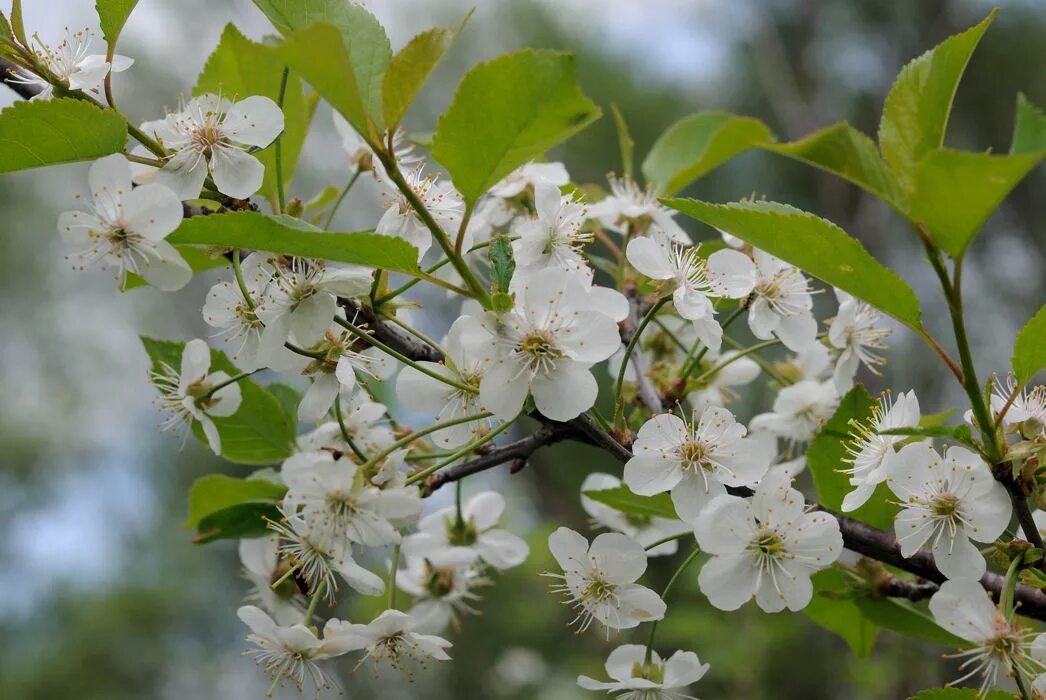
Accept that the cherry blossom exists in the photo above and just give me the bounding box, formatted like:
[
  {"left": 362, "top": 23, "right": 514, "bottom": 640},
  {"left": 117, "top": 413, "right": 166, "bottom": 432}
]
[
  {"left": 577, "top": 644, "right": 710, "bottom": 699},
  {"left": 829, "top": 289, "right": 891, "bottom": 392},
  {"left": 238, "top": 605, "right": 350, "bottom": 692},
  {"left": 581, "top": 473, "right": 689, "bottom": 557},
  {"left": 746, "top": 249, "right": 818, "bottom": 351},
  {"left": 512, "top": 180, "right": 593, "bottom": 282},
  {"left": 840, "top": 390, "right": 920, "bottom": 512},
  {"left": 589, "top": 174, "right": 690, "bottom": 244},
  {"left": 325, "top": 609, "right": 452, "bottom": 673},
  {"left": 10, "top": 28, "right": 132, "bottom": 101}
]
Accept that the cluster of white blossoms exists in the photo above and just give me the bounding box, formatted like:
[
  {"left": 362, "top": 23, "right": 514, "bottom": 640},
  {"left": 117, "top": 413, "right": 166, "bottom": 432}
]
[{"left": 25, "top": 16, "right": 1046, "bottom": 698}]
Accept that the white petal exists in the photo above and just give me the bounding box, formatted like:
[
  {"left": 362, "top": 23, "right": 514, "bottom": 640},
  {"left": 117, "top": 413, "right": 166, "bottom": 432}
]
[
  {"left": 623, "top": 455, "right": 683, "bottom": 497},
  {"left": 122, "top": 183, "right": 183, "bottom": 241},
  {"left": 548, "top": 527, "right": 589, "bottom": 571},
  {"left": 932, "top": 532, "right": 986, "bottom": 580},
  {"left": 626, "top": 236, "right": 672, "bottom": 279},
  {"left": 479, "top": 359, "right": 530, "bottom": 420},
  {"left": 210, "top": 147, "right": 264, "bottom": 199},
  {"left": 590, "top": 532, "right": 647, "bottom": 583},
  {"left": 531, "top": 361, "right": 598, "bottom": 421},
  {"left": 705, "top": 248, "right": 756, "bottom": 298},
  {"left": 465, "top": 492, "right": 505, "bottom": 530},
  {"left": 223, "top": 96, "right": 284, "bottom": 147},
  {"left": 698, "top": 552, "right": 757, "bottom": 611},
  {"left": 298, "top": 374, "right": 340, "bottom": 422},
  {"left": 928, "top": 579, "right": 997, "bottom": 643},
  {"left": 694, "top": 495, "right": 755, "bottom": 554},
  {"left": 139, "top": 241, "right": 192, "bottom": 291}
]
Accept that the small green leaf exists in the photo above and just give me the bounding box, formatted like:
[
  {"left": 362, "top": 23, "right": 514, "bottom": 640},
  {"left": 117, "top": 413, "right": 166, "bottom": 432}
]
[
  {"left": 382, "top": 17, "right": 467, "bottom": 128},
  {"left": 853, "top": 597, "right": 965, "bottom": 648},
  {"left": 122, "top": 245, "right": 228, "bottom": 290},
  {"left": 642, "top": 112, "right": 772, "bottom": 196},
  {"left": 764, "top": 122, "right": 903, "bottom": 208},
  {"left": 908, "top": 689, "right": 1014, "bottom": 700},
  {"left": 878, "top": 10, "right": 996, "bottom": 196},
  {"left": 195, "top": 24, "right": 311, "bottom": 206},
  {"left": 488, "top": 233, "right": 516, "bottom": 294},
  {"left": 911, "top": 148, "right": 1043, "bottom": 258},
  {"left": 168, "top": 211, "right": 421, "bottom": 275},
  {"left": 1012, "top": 93, "right": 1046, "bottom": 155},
  {"left": 807, "top": 385, "right": 899, "bottom": 531},
  {"left": 582, "top": 487, "right": 676, "bottom": 520},
  {"left": 0, "top": 99, "right": 127, "bottom": 174},
  {"left": 431, "top": 49, "right": 601, "bottom": 204},
  {"left": 185, "top": 473, "right": 286, "bottom": 529},
  {"left": 609, "top": 103, "right": 634, "bottom": 179},
  {"left": 9, "top": 0, "right": 25, "bottom": 45},
  {"left": 1013, "top": 305, "right": 1046, "bottom": 384},
  {"left": 0, "top": 11, "right": 14, "bottom": 43},
  {"left": 664, "top": 199, "right": 923, "bottom": 331},
  {"left": 95, "top": 0, "right": 139, "bottom": 49},
  {"left": 803, "top": 569, "right": 878, "bottom": 657},
  {"left": 194, "top": 502, "right": 281, "bottom": 544}
]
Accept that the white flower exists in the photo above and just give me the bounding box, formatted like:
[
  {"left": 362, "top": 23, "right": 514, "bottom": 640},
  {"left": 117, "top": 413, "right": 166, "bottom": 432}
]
[
  {"left": 376, "top": 165, "right": 464, "bottom": 260},
  {"left": 991, "top": 374, "right": 1046, "bottom": 439},
  {"left": 746, "top": 250, "right": 818, "bottom": 351},
  {"left": 202, "top": 253, "right": 269, "bottom": 370},
  {"left": 626, "top": 235, "right": 756, "bottom": 322},
  {"left": 150, "top": 338, "right": 242, "bottom": 455},
  {"left": 332, "top": 114, "right": 421, "bottom": 173},
  {"left": 489, "top": 161, "right": 569, "bottom": 198},
  {"left": 396, "top": 555, "right": 490, "bottom": 634},
  {"left": 254, "top": 257, "right": 373, "bottom": 360},
  {"left": 750, "top": 380, "right": 839, "bottom": 444},
  {"left": 840, "top": 390, "right": 920, "bottom": 512},
  {"left": 589, "top": 175, "right": 690, "bottom": 244},
  {"left": 269, "top": 509, "right": 385, "bottom": 600},
  {"left": 829, "top": 289, "right": 891, "bottom": 392},
  {"left": 58, "top": 154, "right": 190, "bottom": 291},
  {"left": 545, "top": 527, "right": 666, "bottom": 635},
  {"left": 694, "top": 472, "right": 842, "bottom": 612},
  {"left": 297, "top": 328, "right": 389, "bottom": 423},
  {"left": 325, "top": 609, "right": 452, "bottom": 673},
  {"left": 238, "top": 605, "right": 351, "bottom": 692},
  {"left": 777, "top": 343, "right": 833, "bottom": 383},
  {"left": 401, "top": 491, "right": 529, "bottom": 571},
  {"left": 238, "top": 535, "right": 304, "bottom": 626},
  {"left": 9, "top": 28, "right": 132, "bottom": 101},
  {"left": 581, "top": 473, "right": 689, "bottom": 557},
  {"left": 468, "top": 267, "right": 627, "bottom": 421},
  {"left": 577, "top": 644, "right": 709, "bottom": 700},
  {"left": 395, "top": 316, "right": 492, "bottom": 448},
  {"left": 624, "top": 408, "right": 773, "bottom": 523},
  {"left": 887, "top": 443, "right": 1011, "bottom": 580},
  {"left": 929, "top": 579, "right": 1045, "bottom": 695},
  {"left": 145, "top": 93, "right": 284, "bottom": 200},
  {"left": 300, "top": 390, "right": 395, "bottom": 455},
  {"left": 512, "top": 181, "right": 594, "bottom": 281},
  {"left": 281, "top": 450, "right": 421, "bottom": 547},
  {"left": 686, "top": 350, "right": 761, "bottom": 412}
]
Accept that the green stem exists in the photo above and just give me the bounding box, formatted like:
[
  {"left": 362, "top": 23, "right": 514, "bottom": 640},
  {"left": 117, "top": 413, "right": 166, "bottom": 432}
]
[
  {"left": 205, "top": 369, "right": 258, "bottom": 397},
  {"left": 374, "top": 238, "right": 503, "bottom": 307},
  {"left": 455, "top": 480, "right": 465, "bottom": 528},
  {"left": 273, "top": 67, "right": 290, "bottom": 214},
  {"left": 303, "top": 580, "right": 326, "bottom": 627},
  {"left": 693, "top": 339, "right": 783, "bottom": 384},
  {"left": 405, "top": 418, "right": 516, "bottom": 486},
  {"left": 679, "top": 305, "right": 745, "bottom": 380},
  {"left": 380, "top": 311, "right": 448, "bottom": 357},
  {"left": 644, "top": 545, "right": 701, "bottom": 665},
  {"left": 643, "top": 531, "right": 689, "bottom": 551},
  {"left": 1002, "top": 552, "right": 1025, "bottom": 623},
  {"left": 334, "top": 393, "right": 368, "bottom": 461},
  {"left": 323, "top": 170, "right": 363, "bottom": 231},
  {"left": 361, "top": 411, "right": 495, "bottom": 475},
  {"left": 454, "top": 202, "right": 474, "bottom": 257},
  {"left": 614, "top": 297, "right": 670, "bottom": 423},
  {"left": 388, "top": 543, "right": 401, "bottom": 610}
]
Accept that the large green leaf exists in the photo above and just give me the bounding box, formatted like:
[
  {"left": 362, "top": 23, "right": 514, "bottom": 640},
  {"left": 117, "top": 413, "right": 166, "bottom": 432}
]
[
  {"left": 910, "top": 148, "right": 1043, "bottom": 258},
  {"left": 642, "top": 112, "right": 772, "bottom": 195},
  {"left": 194, "top": 502, "right": 281, "bottom": 544},
  {"left": 382, "top": 19, "right": 466, "bottom": 128},
  {"left": 0, "top": 99, "right": 127, "bottom": 173},
  {"left": 185, "top": 473, "right": 286, "bottom": 529},
  {"left": 853, "top": 597, "right": 964, "bottom": 648},
  {"left": 254, "top": 1, "right": 390, "bottom": 130},
  {"left": 582, "top": 487, "right": 677, "bottom": 520},
  {"left": 431, "top": 50, "right": 600, "bottom": 204},
  {"left": 168, "top": 211, "right": 421, "bottom": 274},
  {"left": 806, "top": 385, "right": 898, "bottom": 531},
  {"left": 664, "top": 199, "right": 923, "bottom": 331},
  {"left": 141, "top": 337, "right": 296, "bottom": 465},
  {"left": 95, "top": 0, "right": 138, "bottom": 49},
  {"left": 803, "top": 569, "right": 878, "bottom": 657},
  {"left": 1013, "top": 305, "right": 1046, "bottom": 385},
  {"left": 877, "top": 10, "right": 995, "bottom": 196},
  {"left": 764, "top": 122, "right": 903, "bottom": 208},
  {"left": 1012, "top": 93, "right": 1046, "bottom": 155},
  {"left": 195, "top": 24, "right": 311, "bottom": 207}
]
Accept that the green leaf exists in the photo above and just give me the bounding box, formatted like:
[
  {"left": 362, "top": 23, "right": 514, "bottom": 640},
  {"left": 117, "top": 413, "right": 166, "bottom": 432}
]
[
  {"left": 642, "top": 112, "right": 772, "bottom": 195},
  {"left": 382, "top": 17, "right": 466, "bottom": 128},
  {"left": 878, "top": 424, "right": 974, "bottom": 446},
  {"left": 267, "top": 383, "right": 303, "bottom": 424},
  {"left": 908, "top": 689, "right": 1013, "bottom": 700},
  {"left": 194, "top": 502, "right": 281, "bottom": 544},
  {"left": 1012, "top": 93, "right": 1046, "bottom": 155},
  {"left": 877, "top": 10, "right": 996, "bottom": 196},
  {"left": 910, "top": 148, "right": 1043, "bottom": 258},
  {"left": 488, "top": 233, "right": 516, "bottom": 295},
  {"left": 582, "top": 487, "right": 676, "bottom": 520},
  {"left": 185, "top": 473, "right": 286, "bottom": 529},
  {"left": 807, "top": 385, "right": 899, "bottom": 531},
  {"left": 0, "top": 11, "right": 13, "bottom": 43},
  {"left": 609, "top": 103, "right": 634, "bottom": 179},
  {"left": 256, "top": 1, "right": 390, "bottom": 130},
  {"left": 9, "top": 0, "right": 25, "bottom": 45},
  {"left": 95, "top": 0, "right": 139, "bottom": 49},
  {"left": 123, "top": 245, "right": 228, "bottom": 290},
  {"left": 431, "top": 49, "right": 601, "bottom": 204},
  {"left": 803, "top": 569, "right": 878, "bottom": 657},
  {"left": 168, "top": 211, "right": 421, "bottom": 275},
  {"left": 764, "top": 122, "right": 903, "bottom": 208},
  {"left": 141, "top": 337, "right": 296, "bottom": 465},
  {"left": 853, "top": 597, "right": 965, "bottom": 648},
  {"left": 664, "top": 199, "right": 923, "bottom": 331},
  {"left": 1013, "top": 305, "right": 1046, "bottom": 384},
  {"left": 0, "top": 99, "right": 127, "bottom": 174},
  {"left": 195, "top": 24, "right": 311, "bottom": 206}
]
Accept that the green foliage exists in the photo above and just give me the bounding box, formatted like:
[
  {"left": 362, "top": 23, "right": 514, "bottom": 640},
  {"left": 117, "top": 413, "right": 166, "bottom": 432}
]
[
  {"left": 642, "top": 112, "right": 772, "bottom": 195},
  {"left": 184, "top": 474, "right": 285, "bottom": 529},
  {"left": 609, "top": 103, "right": 634, "bottom": 178},
  {"left": 431, "top": 50, "right": 601, "bottom": 204},
  {"left": 382, "top": 18, "right": 466, "bottom": 128},
  {"left": 488, "top": 233, "right": 516, "bottom": 296},
  {"left": 911, "top": 148, "right": 1043, "bottom": 258},
  {"left": 806, "top": 385, "right": 898, "bottom": 531},
  {"left": 266, "top": 383, "right": 303, "bottom": 425},
  {"left": 765, "top": 122, "right": 903, "bottom": 208},
  {"left": 195, "top": 24, "right": 311, "bottom": 207},
  {"left": 1013, "top": 305, "right": 1046, "bottom": 384},
  {"left": 168, "top": 211, "right": 421, "bottom": 274},
  {"left": 853, "top": 597, "right": 964, "bottom": 648},
  {"left": 140, "top": 337, "right": 296, "bottom": 465},
  {"left": 1012, "top": 93, "right": 1046, "bottom": 154},
  {"left": 0, "top": 10, "right": 13, "bottom": 44},
  {"left": 664, "top": 199, "right": 923, "bottom": 331},
  {"left": 803, "top": 569, "right": 878, "bottom": 657},
  {"left": 582, "top": 486, "right": 677, "bottom": 520},
  {"left": 9, "top": 0, "right": 25, "bottom": 45},
  {"left": 908, "top": 690, "right": 1014, "bottom": 700},
  {"left": 877, "top": 10, "right": 996, "bottom": 196},
  {"left": 95, "top": 0, "right": 139, "bottom": 48},
  {"left": 194, "top": 502, "right": 281, "bottom": 543},
  {"left": 0, "top": 99, "right": 127, "bottom": 174},
  {"left": 123, "top": 245, "right": 228, "bottom": 290}
]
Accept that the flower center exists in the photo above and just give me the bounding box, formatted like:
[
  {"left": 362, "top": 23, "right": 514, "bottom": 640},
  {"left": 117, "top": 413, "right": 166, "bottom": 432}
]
[
  {"left": 192, "top": 123, "right": 229, "bottom": 156},
  {"left": 750, "top": 526, "right": 786, "bottom": 557},
  {"left": 630, "top": 660, "right": 665, "bottom": 684},
  {"left": 424, "top": 565, "right": 457, "bottom": 598},
  {"left": 931, "top": 493, "right": 960, "bottom": 518},
  {"left": 518, "top": 329, "right": 562, "bottom": 374},
  {"left": 680, "top": 438, "right": 710, "bottom": 468}
]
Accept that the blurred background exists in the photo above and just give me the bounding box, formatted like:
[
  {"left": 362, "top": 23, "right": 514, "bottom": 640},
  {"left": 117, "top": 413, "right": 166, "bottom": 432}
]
[{"left": 1, "top": 0, "right": 1043, "bottom": 698}]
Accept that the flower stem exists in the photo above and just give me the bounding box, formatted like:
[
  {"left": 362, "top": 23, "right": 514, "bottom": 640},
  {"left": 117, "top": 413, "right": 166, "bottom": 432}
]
[
  {"left": 693, "top": 338, "right": 782, "bottom": 384},
  {"left": 644, "top": 544, "right": 701, "bottom": 665},
  {"left": 273, "top": 67, "right": 290, "bottom": 214},
  {"left": 1002, "top": 551, "right": 1025, "bottom": 623},
  {"left": 643, "top": 531, "right": 690, "bottom": 551},
  {"left": 614, "top": 296, "right": 670, "bottom": 425},
  {"left": 361, "top": 411, "right": 496, "bottom": 476},
  {"left": 205, "top": 369, "right": 259, "bottom": 398},
  {"left": 379, "top": 311, "right": 448, "bottom": 357},
  {"left": 334, "top": 393, "right": 368, "bottom": 461},
  {"left": 678, "top": 305, "right": 745, "bottom": 380},
  {"left": 303, "top": 579, "right": 326, "bottom": 627},
  {"left": 406, "top": 419, "right": 516, "bottom": 486},
  {"left": 388, "top": 543, "right": 401, "bottom": 610},
  {"left": 323, "top": 170, "right": 362, "bottom": 231}
]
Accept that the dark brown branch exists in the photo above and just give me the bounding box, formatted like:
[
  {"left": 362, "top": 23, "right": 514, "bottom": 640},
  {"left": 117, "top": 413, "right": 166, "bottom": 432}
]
[
  {"left": 0, "top": 58, "right": 41, "bottom": 100},
  {"left": 879, "top": 577, "right": 939, "bottom": 602}
]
